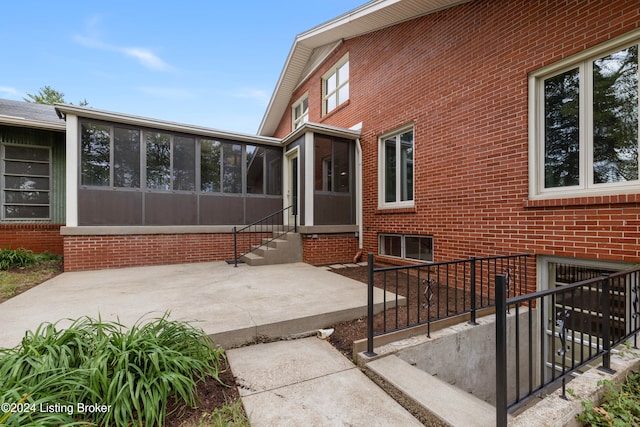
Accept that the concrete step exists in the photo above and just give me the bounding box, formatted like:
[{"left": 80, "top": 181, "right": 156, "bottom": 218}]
[
  {"left": 366, "top": 354, "right": 500, "bottom": 427},
  {"left": 241, "top": 233, "right": 302, "bottom": 266}
]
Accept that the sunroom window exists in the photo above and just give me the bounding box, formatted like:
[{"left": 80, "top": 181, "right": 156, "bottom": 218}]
[{"left": 532, "top": 38, "right": 639, "bottom": 197}]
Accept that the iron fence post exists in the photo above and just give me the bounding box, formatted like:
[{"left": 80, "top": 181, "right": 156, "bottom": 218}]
[
  {"left": 600, "top": 273, "right": 615, "bottom": 373},
  {"left": 233, "top": 226, "right": 238, "bottom": 267},
  {"left": 496, "top": 274, "right": 508, "bottom": 427},
  {"left": 365, "top": 253, "right": 376, "bottom": 357},
  {"left": 470, "top": 257, "right": 477, "bottom": 325}
]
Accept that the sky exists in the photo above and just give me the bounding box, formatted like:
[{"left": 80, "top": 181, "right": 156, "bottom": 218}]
[{"left": 1, "top": 1, "right": 366, "bottom": 135}]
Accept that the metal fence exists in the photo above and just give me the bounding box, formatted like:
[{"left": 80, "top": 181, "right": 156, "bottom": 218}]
[
  {"left": 495, "top": 267, "right": 640, "bottom": 426},
  {"left": 365, "top": 253, "right": 530, "bottom": 355}
]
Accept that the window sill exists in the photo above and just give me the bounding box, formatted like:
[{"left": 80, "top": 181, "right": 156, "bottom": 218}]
[
  {"left": 320, "top": 100, "right": 350, "bottom": 122},
  {"left": 525, "top": 193, "right": 640, "bottom": 208},
  {"left": 376, "top": 206, "right": 416, "bottom": 215}
]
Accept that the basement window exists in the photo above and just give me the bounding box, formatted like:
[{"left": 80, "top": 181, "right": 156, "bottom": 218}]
[{"left": 379, "top": 234, "right": 433, "bottom": 262}]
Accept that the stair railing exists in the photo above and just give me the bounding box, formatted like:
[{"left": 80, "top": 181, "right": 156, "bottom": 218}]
[{"left": 233, "top": 205, "right": 297, "bottom": 267}]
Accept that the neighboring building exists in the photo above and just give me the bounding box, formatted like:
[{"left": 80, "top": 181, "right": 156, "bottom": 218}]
[
  {"left": 4, "top": 0, "right": 640, "bottom": 283},
  {"left": 0, "top": 99, "right": 66, "bottom": 254}
]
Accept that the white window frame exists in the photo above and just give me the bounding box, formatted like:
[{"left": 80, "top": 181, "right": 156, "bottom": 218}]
[
  {"left": 379, "top": 233, "right": 433, "bottom": 262},
  {"left": 378, "top": 124, "right": 414, "bottom": 209},
  {"left": 529, "top": 29, "right": 640, "bottom": 200},
  {"left": 322, "top": 54, "right": 349, "bottom": 116},
  {"left": 292, "top": 93, "right": 309, "bottom": 131}
]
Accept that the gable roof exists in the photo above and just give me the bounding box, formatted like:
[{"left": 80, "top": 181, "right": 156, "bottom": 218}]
[
  {"left": 257, "top": 0, "right": 471, "bottom": 137},
  {"left": 0, "top": 98, "right": 66, "bottom": 131}
]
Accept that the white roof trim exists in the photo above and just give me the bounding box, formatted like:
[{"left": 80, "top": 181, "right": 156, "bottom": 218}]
[
  {"left": 0, "top": 115, "right": 66, "bottom": 132},
  {"left": 55, "top": 104, "right": 281, "bottom": 146},
  {"left": 258, "top": 0, "right": 472, "bottom": 136},
  {"left": 282, "top": 122, "right": 361, "bottom": 146}
]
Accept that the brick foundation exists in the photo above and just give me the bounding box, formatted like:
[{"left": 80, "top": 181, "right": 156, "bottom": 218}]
[
  {"left": 0, "top": 224, "right": 64, "bottom": 254},
  {"left": 302, "top": 233, "right": 360, "bottom": 266}
]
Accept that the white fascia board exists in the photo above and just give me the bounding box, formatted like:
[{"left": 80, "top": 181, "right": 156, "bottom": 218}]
[
  {"left": 55, "top": 104, "right": 282, "bottom": 147},
  {"left": 282, "top": 122, "right": 361, "bottom": 146},
  {"left": 0, "top": 115, "right": 65, "bottom": 132}
]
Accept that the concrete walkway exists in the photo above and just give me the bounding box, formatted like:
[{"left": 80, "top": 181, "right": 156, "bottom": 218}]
[{"left": 0, "top": 261, "right": 422, "bottom": 425}]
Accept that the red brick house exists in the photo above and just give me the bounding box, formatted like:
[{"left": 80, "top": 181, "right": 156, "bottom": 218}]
[
  {"left": 4, "top": 0, "right": 640, "bottom": 286},
  {"left": 257, "top": 0, "right": 640, "bottom": 290}
]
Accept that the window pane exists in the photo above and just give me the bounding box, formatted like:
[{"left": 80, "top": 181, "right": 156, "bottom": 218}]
[
  {"left": 338, "top": 61, "right": 349, "bottom": 83},
  {"left": 400, "top": 130, "right": 413, "bottom": 201},
  {"left": 246, "top": 145, "right": 265, "bottom": 194},
  {"left": 81, "top": 123, "right": 111, "bottom": 186},
  {"left": 5, "top": 190, "right": 49, "bottom": 204},
  {"left": 201, "top": 139, "right": 221, "bottom": 192},
  {"left": 405, "top": 236, "right": 433, "bottom": 262},
  {"left": 173, "top": 136, "right": 196, "bottom": 191},
  {"left": 114, "top": 127, "right": 140, "bottom": 188},
  {"left": 146, "top": 132, "right": 171, "bottom": 190},
  {"left": 384, "top": 138, "right": 397, "bottom": 202},
  {"left": 265, "top": 147, "right": 282, "bottom": 195},
  {"left": 544, "top": 68, "right": 580, "bottom": 188},
  {"left": 380, "top": 235, "right": 402, "bottom": 258},
  {"left": 315, "top": 136, "right": 332, "bottom": 191},
  {"left": 5, "top": 145, "right": 49, "bottom": 162},
  {"left": 5, "top": 176, "right": 49, "bottom": 190},
  {"left": 326, "top": 94, "right": 337, "bottom": 113},
  {"left": 4, "top": 205, "right": 48, "bottom": 219},
  {"left": 326, "top": 72, "right": 337, "bottom": 94},
  {"left": 333, "top": 139, "right": 350, "bottom": 192},
  {"left": 338, "top": 81, "right": 349, "bottom": 104},
  {"left": 4, "top": 160, "right": 49, "bottom": 176},
  {"left": 593, "top": 45, "right": 639, "bottom": 184},
  {"left": 222, "top": 143, "right": 242, "bottom": 193}
]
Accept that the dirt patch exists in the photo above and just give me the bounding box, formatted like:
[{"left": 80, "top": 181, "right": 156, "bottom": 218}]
[
  {"left": 329, "top": 266, "right": 475, "bottom": 359},
  {"left": 0, "top": 259, "right": 64, "bottom": 303}
]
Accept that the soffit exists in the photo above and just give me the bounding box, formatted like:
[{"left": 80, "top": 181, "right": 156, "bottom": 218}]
[{"left": 258, "top": 0, "right": 472, "bottom": 136}]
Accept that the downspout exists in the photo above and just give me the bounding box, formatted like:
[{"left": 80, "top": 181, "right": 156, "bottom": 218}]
[{"left": 356, "top": 137, "right": 363, "bottom": 250}]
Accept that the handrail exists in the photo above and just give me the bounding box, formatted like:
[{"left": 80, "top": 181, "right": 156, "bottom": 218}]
[{"left": 233, "top": 205, "right": 297, "bottom": 267}]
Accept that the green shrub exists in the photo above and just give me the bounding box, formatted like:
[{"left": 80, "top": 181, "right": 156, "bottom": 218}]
[
  {"left": 577, "top": 374, "right": 640, "bottom": 426},
  {"left": 0, "top": 248, "right": 37, "bottom": 270},
  {"left": 0, "top": 313, "right": 226, "bottom": 427}
]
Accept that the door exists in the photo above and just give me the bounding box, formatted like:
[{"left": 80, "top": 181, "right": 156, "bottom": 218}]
[{"left": 286, "top": 151, "right": 299, "bottom": 227}]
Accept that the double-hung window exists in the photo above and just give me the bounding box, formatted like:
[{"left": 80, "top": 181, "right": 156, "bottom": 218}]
[
  {"left": 379, "top": 126, "right": 414, "bottom": 208},
  {"left": 322, "top": 54, "right": 349, "bottom": 115},
  {"left": 292, "top": 94, "right": 309, "bottom": 130},
  {"left": 531, "top": 35, "right": 640, "bottom": 198}
]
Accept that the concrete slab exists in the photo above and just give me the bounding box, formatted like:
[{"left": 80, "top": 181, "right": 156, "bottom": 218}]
[
  {"left": 228, "top": 337, "right": 423, "bottom": 427},
  {"left": 0, "top": 262, "right": 398, "bottom": 349}
]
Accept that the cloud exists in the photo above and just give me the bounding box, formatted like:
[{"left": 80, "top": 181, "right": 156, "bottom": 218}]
[
  {"left": 0, "top": 86, "right": 20, "bottom": 99},
  {"left": 231, "top": 88, "right": 270, "bottom": 105},
  {"left": 74, "top": 18, "right": 172, "bottom": 72}
]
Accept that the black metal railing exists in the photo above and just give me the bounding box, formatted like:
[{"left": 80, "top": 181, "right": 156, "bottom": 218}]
[
  {"left": 365, "top": 253, "right": 530, "bottom": 355},
  {"left": 495, "top": 267, "right": 640, "bottom": 426},
  {"left": 232, "top": 205, "right": 297, "bottom": 267}
]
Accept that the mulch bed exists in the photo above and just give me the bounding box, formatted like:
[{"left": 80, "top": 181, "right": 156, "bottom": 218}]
[{"left": 329, "top": 265, "right": 477, "bottom": 358}]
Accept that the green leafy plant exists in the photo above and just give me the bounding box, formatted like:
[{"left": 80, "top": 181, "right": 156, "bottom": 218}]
[
  {"left": 0, "top": 248, "right": 37, "bottom": 270},
  {"left": 577, "top": 374, "right": 640, "bottom": 426},
  {"left": 0, "top": 313, "right": 226, "bottom": 426}
]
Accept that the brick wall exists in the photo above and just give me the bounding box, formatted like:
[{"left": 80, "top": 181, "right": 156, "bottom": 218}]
[
  {"left": 0, "top": 224, "right": 64, "bottom": 254},
  {"left": 63, "top": 233, "right": 262, "bottom": 271},
  {"left": 273, "top": 0, "right": 640, "bottom": 288},
  {"left": 302, "top": 233, "right": 359, "bottom": 266}
]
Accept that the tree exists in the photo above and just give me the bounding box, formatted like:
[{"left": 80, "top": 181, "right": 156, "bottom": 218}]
[
  {"left": 24, "top": 86, "right": 66, "bottom": 105},
  {"left": 24, "top": 86, "right": 89, "bottom": 107}
]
